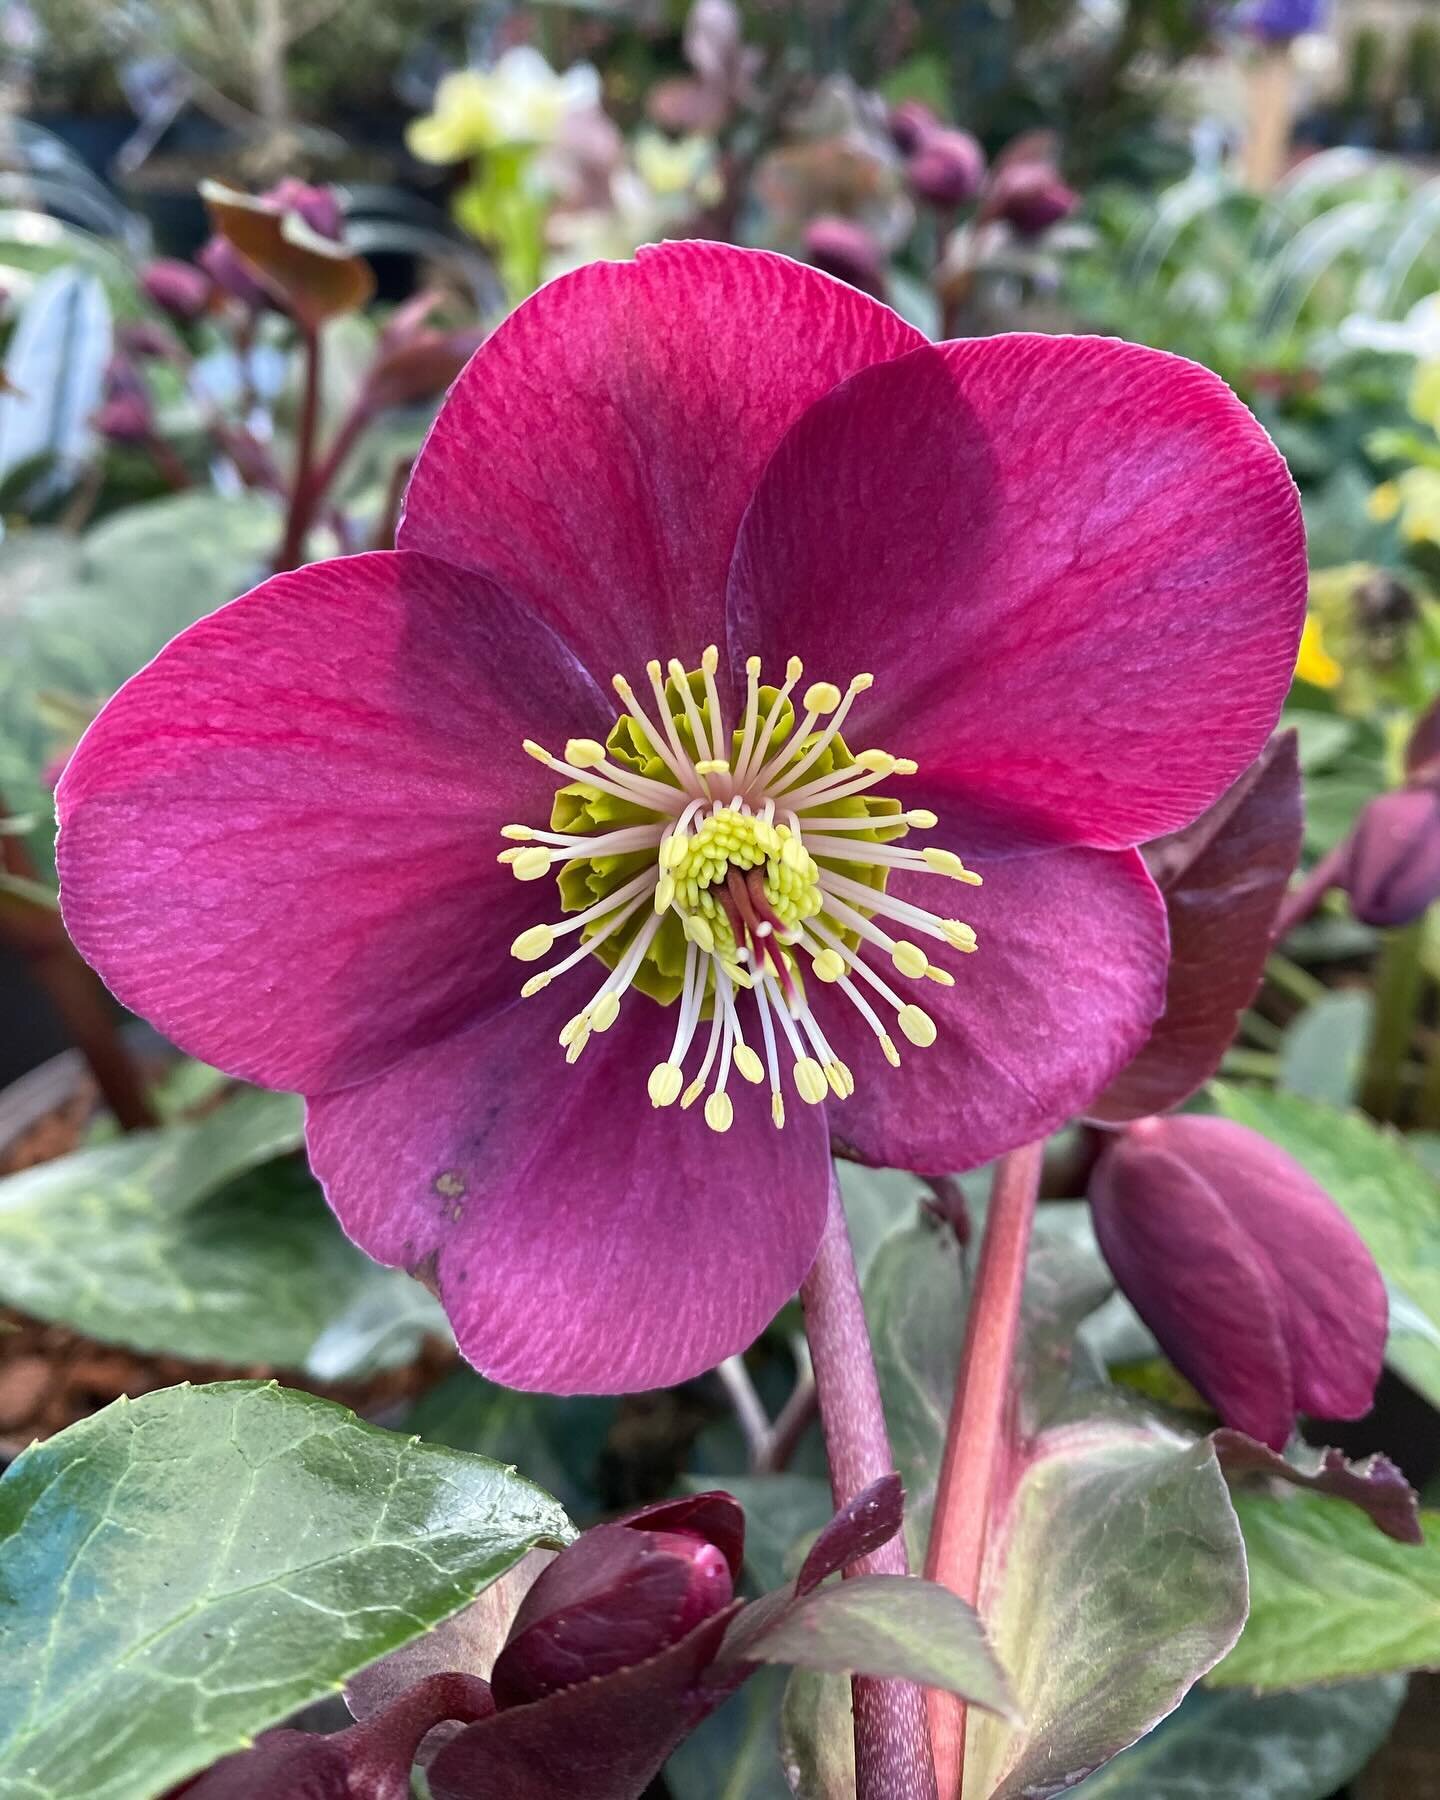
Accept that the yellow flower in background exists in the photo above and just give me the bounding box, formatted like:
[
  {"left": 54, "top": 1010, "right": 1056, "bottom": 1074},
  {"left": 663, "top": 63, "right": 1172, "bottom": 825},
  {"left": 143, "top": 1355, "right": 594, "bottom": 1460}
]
[
  {"left": 1294, "top": 613, "right": 1341, "bottom": 689},
  {"left": 1411, "top": 359, "right": 1440, "bottom": 434},
  {"left": 408, "top": 47, "right": 601, "bottom": 163},
  {"left": 632, "top": 131, "right": 721, "bottom": 202},
  {"left": 1368, "top": 482, "right": 1401, "bottom": 525},
  {"left": 1368, "top": 468, "right": 1440, "bottom": 546}
]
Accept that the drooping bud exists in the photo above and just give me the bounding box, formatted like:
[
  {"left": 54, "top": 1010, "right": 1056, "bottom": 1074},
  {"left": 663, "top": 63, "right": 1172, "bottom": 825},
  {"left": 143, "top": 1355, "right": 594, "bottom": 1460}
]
[
  {"left": 1341, "top": 785, "right": 1440, "bottom": 928},
  {"left": 94, "top": 355, "right": 152, "bottom": 445},
  {"left": 1089, "top": 1113, "right": 1386, "bottom": 1450},
  {"left": 906, "top": 128, "right": 986, "bottom": 209},
  {"left": 489, "top": 1497, "right": 740, "bottom": 1709},
  {"left": 888, "top": 99, "right": 940, "bottom": 155},
  {"left": 803, "top": 215, "right": 887, "bottom": 297},
  {"left": 261, "top": 176, "right": 345, "bottom": 242},
  {"left": 201, "top": 178, "right": 373, "bottom": 326},
  {"left": 139, "top": 257, "right": 212, "bottom": 324},
  {"left": 199, "top": 235, "right": 271, "bottom": 312},
  {"left": 984, "top": 161, "right": 1079, "bottom": 236}
]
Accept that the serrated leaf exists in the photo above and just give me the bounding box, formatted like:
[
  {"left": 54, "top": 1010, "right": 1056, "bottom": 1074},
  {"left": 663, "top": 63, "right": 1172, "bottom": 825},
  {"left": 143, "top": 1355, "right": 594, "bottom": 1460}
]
[
  {"left": 0, "top": 1085, "right": 445, "bottom": 1373},
  {"left": 1070, "top": 1677, "right": 1406, "bottom": 1798},
  {"left": 1212, "top": 1494, "right": 1440, "bottom": 1690},
  {"left": 1212, "top": 1084, "right": 1440, "bottom": 1407},
  {"left": 0, "top": 1381, "right": 572, "bottom": 1800}
]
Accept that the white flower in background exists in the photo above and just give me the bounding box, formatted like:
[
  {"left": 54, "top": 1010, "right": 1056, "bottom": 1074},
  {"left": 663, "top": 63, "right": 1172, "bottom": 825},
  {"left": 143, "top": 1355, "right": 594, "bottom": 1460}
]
[
  {"left": 546, "top": 135, "right": 721, "bottom": 277},
  {"left": 408, "top": 47, "right": 602, "bottom": 162},
  {"left": 1338, "top": 294, "right": 1440, "bottom": 360}
]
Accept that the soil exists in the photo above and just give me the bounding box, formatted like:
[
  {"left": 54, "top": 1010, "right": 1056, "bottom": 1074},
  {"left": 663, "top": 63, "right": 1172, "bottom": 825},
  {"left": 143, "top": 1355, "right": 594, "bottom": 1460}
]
[{"left": 0, "top": 1065, "right": 458, "bottom": 1462}]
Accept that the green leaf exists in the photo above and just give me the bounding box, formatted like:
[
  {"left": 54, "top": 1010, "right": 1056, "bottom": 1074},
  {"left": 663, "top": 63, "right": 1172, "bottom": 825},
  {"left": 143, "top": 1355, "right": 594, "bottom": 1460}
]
[
  {"left": 0, "top": 1381, "right": 572, "bottom": 1800},
  {"left": 1212, "top": 1494, "right": 1440, "bottom": 1690},
  {"left": 0, "top": 267, "right": 112, "bottom": 483},
  {"left": 1070, "top": 1677, "right": 1406, "bottom": 1798},
  {"left": 780, "top": 1669, "right": 854, "bottom": 1800},
  {"left": 740, "top": 1573, "right": 1015, "bottom": 1716},
  {"left": 1212, "top": 1084, "right": 1440, "bottom": 1407},
  {"left": 0, "top": 1086, "right": 446, "bottom": 1374},
  {"left": 665, "top": 1667, "right": 792, "bottom": 1800},
  {"left": 1278, "top": 990, "right": 1373, "bottom": 1104}
]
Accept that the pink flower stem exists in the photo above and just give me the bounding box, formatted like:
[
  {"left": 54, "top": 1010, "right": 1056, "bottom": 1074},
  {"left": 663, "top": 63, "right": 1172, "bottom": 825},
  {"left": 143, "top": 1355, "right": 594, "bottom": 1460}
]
[
  {"left": 801, "top": 1174, "right": 939, "bottom": 1800},
  {"left": 923, "top": 1141, "right": 1044, "bottom": 1800},
  {"left": 302, "top": 391, "right": 376, "bottom": 519},
  {"left": 275, "top": 323, "right": 324, "bottom": 572}
]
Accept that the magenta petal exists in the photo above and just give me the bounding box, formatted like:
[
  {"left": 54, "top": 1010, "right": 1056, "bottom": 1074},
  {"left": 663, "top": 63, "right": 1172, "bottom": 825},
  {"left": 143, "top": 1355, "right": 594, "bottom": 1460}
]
[
  {"left": 1153, "top": 1116, "right": 1388, "bottom": 1423},
  {"left": 1090, "top": 1136, "right": 1297, "bottom": 1450},
  {"left": 57, "top": 551, "right": 608, "bottom": 1093},
  {"left": 828, "top": 846, "right": 1168, "bottom": 1172},
  {"left": 399, "top": 243, "right": 923, "bottom": 682},
  {"left": 727, "top": 336, "right": 1305, "bottom": 852},
  {"left": 305, "top": 985, "right": 832, "bottom": 1394}
]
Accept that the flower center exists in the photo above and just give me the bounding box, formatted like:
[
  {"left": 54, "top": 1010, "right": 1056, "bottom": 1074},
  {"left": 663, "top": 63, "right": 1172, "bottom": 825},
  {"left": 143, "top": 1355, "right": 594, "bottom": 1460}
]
[{"left": 501, "top": 649, "right": 981, "bottom": 1132}]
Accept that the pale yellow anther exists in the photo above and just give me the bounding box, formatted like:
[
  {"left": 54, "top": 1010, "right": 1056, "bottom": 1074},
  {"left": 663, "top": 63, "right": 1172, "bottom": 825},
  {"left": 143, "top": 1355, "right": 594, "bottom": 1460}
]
[
  {"left": 501, "top": 824, "right": 535, "bottom": 841},
  {"left": 655, "top": 873, "right": 676, "bottom": 912},
  {"left": 926, "top": 967, "right": 956, "bottom": 987},
  {"left": 645, "top": 659, "right": 663, "bottom": 684},
  {"left": 785, "top": 655, "right": 803, "bottom": 681},
  {"left": 725, "top": 962, "right": 755, "bottom": 990},
  {"left": 694, "top": 759, "right": 730, "bottom": 776},
  {"left": 590, "top": 993, "right": 621, "bottom": 1032},
  {"left": 522, "top": 738, "right": 551, "bottom": 764},
  {"left": 851, "top": 672, "right": 875, "bottom": 692},
  {"left": 564, "top": 1029, "right": 591, "bottom": 1064},
  {"left": 512, "top": 847, "right": 552, "bottom": 882},
  {"left": 520, "top": 972, "right": 554, "bottom": 998},
  {"left": 923, "top": 848, "right": 974, "bottom": 880},
  {"left": 565, "top": 737, "right": 608, "bottom": 768},
  {"left": 898, "top": 1004, "right": 937, "bottom": 1048},
  {"left": 704, "top": 1091, "right": 734, "bottom": 1133},
  {"left": 771, "top": 1092, "right": 787, "bottom": 1129},
  {"left": 681, "top": 1078, "right": 705, "bottom": 1110},
  {"left": 511, "top": 924, "right": 555, "bottom": 962},
  {"left": 734, "top": 1045, "right": 765, "bottom": 1085},
  {"left": 612, "top": 672, "right": 636, "bottom": 701},
  {"left": 667, "top": 658, "right": 687, "bottom": 683},
  {"left": 648, "top": 1062, "right": 684, "bottom": 1108},
  {"left": 684, "top": 915, "right": 716, "bottom": 953},
  {"left": 825, "top": 1060, "right": 853, "bottom": 1099},
  {"left": 812, "top": 948, "right": 846, "bottom": 983},
  {"left": 497, "top": 848, "right": 523, "bottom": 865},
  {"left": 746, "top": 655, "right": 762, "bottom": 677},
  {"left": 794, "top": 1058, "right": 829, "bottom": 1105},
  {"left": 855, "top": 750, "right": 896, "bottom": 775},
  {"left": 894, "top": 758, "right": 919, "bottom": 776},
  {"left": 702, "top": 644, "right": 720, "bottom": 675},
  {"left": 804, "top": 681, "right": 843, "bottom": 715},
  {"left": 661, "top": 833, "right": 688, "bottom": 871},
  {"left": 907, "top": 809, "right": 938, "bottom": 830},
  {"left": 943, "top": 920, "right": 979, "bottom": 953},
  {"left": 892, "top": 940, "right": 930, "bottom": 980},
  {"left": 559, "top": 1012, "right": 588, "bottom": 1048},
  {"left": 880, "top": 1034, "right": 902, "bottom": 1068}
]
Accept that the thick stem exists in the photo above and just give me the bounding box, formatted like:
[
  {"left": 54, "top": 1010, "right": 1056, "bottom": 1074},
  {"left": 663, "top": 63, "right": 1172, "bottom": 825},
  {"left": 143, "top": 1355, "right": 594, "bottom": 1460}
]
[
  {"left": 1360, "top": 920, "right": 1426, "bottom": 1123},
  {"left": 924, "top": 1142, "right": 1044, "bottom": 1800},
  {"left": 274, "top": 324, "right": 324, "bottom": 572},
  {"left": 801, "top": 1175, "right": 938, "bottom": 1800}
]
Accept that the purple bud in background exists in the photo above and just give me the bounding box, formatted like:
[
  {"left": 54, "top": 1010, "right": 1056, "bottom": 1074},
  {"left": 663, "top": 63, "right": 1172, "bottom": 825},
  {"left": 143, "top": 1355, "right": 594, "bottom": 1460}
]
[
  {"left": 139, "top": 257, "right": 212, "bottom": 324},
  {"left": 803, "top": 215, "right": 887, "bottom": 297},
  {"left": 198, "top": 235, "right": 270, "bottom": 311},
  {"left": 888, "top": 99, "right": 940, "bottom": 156},
  {"left": 94, "top": 356, "right": 152, "bottom": 445},
  {"left": 906, "top": 128, "right": 986, "bottom": 208},
  {"left": 262, "top": 177, "right": 345, "bottom": 242},
  {"left": 489, "top": 1499, "right": 739, "bottom": 1709},
  {"left": 1342, "top": 786, "right": 1440, "bottom": 928},
  {"left": 118, "top": 319, "right": 177, "bottom": 361},
  {"left": 985, "top": 161, "right": 1079, "bottom": 236},
  {"left": 1089, "top": 1113, "right": 1386, "bottom": 1450}
]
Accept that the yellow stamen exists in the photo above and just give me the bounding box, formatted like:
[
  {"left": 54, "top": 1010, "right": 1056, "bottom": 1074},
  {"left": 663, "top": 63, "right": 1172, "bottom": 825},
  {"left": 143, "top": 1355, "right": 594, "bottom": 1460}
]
[
  {"left": 794, "top": 1058, "right": 829, "bottom": 1104},
  {"left": 511, "top": 924, "right": 555, "bottom": 961},
  {"left": 898, "top": 1004, "right": 937, "bottom": 1048},
  {"left": 891, "top": 940, "right": 929, "bottom": 980},
  {"left": 734, "top": 1045, "right": 765, "bottom": 1084},
  {"left": 565, "top": 737, "right": 608, "bottom": 768},
  {"left": 771, "top": 1092, "right": 786, "bottom": 1128},
  {"left": 512, "top": 847, "right": 551, "bottom": 881},
  {"left": 812, "top": 948, "right": 846, "bottom": 983},
  {"left": 648, "top": 1062, "right": 683, "bottom": 1107},
  {"left": 590, "top": 993, "right": 621, "bottom": 1032},
  {"left": 804, "top": 681, "right": 843, "bottom": 715},
  {"left": 704, "top": 1092, "right": 734, "bottom": 1133}
]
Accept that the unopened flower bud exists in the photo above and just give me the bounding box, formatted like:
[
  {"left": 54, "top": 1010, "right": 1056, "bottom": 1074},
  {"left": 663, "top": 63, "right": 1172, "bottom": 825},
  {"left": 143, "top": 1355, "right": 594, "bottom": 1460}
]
[
  {"left": 803, "top": 216, "right": 886, "bottom": 297},
  {"left": 199, "top": 236, "right": 270, "bottom": 312},
  {"left": 118, "top": 320, "right": 177, "bottom": 361},
  {"left": 489, "top": 1510, "right": 736, "bottom": 1708},
  {"left": 1342, "top": 785, "right": 1440, "bottom": 928},
  {"left": 1089, "top": 1114, "right": 1385, "bottom": 1450},
  {"left": 906, "top": 128, "right": 986, "bottom": 209},
  {"left": 985, "top": 162, "right": 1079, "bottom": 236},
  {"left": 140, "top": 257, "right": 212, "bottom": 324},
  {"left": 888, "top": 99, "right": 940, "bottom": 155},
  {"left": 263, "top": 176, "right": 344, "bottom": 241},
  {"left": 94, "top": 356, "right": 152, "bottom": 445}
]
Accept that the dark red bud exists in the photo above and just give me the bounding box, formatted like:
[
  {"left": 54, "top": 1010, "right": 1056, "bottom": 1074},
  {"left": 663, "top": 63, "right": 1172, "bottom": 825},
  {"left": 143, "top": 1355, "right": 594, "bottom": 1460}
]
[
  {"left": 118, "top": 320, "right": 177, "bottom": 361},
  {"left": 95, "top": 357, "right": 152, "bottom": 444},
  {"left": 198, "top": 236, "right": 271, "bottom": 312},
  {"left": 985, "top": 162, "right": 1079, "bottom": 235},
  {"left": 888, "top": 99, "right": 940, "bottom": 155},
  {"left": 1342, "top": 785, "right": 1440, "bottom": 928},
  {"left": 139, "top": 257, "right": 212, "bottom": 324},
  {"left": 263, "top": 177, "right": 345, "bottom": 241},
  {"left": 803, "top": 216, "right": 886, "bottom": 297},
  {"left": 906, "top": 128, "right": 986, "bottom": 208},
  {"left": 489, "top": 1522, "right": 734, "bottom": 1709}
]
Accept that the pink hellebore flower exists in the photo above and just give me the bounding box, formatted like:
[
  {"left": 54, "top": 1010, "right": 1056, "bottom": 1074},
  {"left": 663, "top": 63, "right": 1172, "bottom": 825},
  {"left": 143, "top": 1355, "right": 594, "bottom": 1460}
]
[{"left": 56, "top": 244, "right": 1305, "bottom": 1394}]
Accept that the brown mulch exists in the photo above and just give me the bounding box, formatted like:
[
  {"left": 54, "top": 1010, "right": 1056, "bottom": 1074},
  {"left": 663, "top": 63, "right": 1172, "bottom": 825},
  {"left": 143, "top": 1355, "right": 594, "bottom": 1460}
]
[{"left": 0, "top": 1067, "right": 458, "bottom": 1459}]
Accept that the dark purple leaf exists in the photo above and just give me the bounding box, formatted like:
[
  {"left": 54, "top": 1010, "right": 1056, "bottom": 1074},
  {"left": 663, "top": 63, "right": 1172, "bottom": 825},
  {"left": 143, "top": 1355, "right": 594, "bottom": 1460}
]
[
  {"left": 1212, "top": 1430, "right": 1421, "bottom": 1545},
  {"left": 1091, "top": 733, "right": 1303, "bottom": 1123},
  {"left": 795, "top": 1472, "right": 905, "bottom": 1596}
]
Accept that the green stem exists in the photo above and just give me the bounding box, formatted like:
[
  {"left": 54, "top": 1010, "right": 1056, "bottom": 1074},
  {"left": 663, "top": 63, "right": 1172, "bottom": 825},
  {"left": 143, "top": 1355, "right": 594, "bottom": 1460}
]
[
  {"left": 1360, "top": 921, "right": 1426, "bottom": 1122},
  {"left": 1265, "top": 952, "right": 1327, "bottom": 1008}
]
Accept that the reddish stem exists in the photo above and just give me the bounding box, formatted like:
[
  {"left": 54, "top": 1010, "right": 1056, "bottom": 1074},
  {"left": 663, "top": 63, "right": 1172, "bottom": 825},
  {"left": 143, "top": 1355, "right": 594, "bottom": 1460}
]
[
  {"left": 1273, "top": 844, "right": 1345, "bottom": 941},
  {"left": 274, "top": 323, "right": 324, "bottom": 572},
  {"left": 923, "top": 1142, "right": 1044, "bottom": 1799},
  {"left": 143, "top": 431, "right": 193, "bottom": 493},
  {"left": 801, "top": 1174, "right": 939, "bottom": 1800}
]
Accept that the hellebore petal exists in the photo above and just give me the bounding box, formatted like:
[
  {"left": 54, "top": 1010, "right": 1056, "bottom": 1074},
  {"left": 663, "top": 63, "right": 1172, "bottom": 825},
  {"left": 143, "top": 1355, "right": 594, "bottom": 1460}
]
[
  {"left": 398, "top": 241, "right": 923, "bottom": 683},
  {"left": 1342, "top": 784, "right": 1440, "bottom": 927},
  {"left": 304, "top": 984, "right": 832, "bottom": 1393},
  {"left": 830, "top": 845, "right": 1169, "bottom": 1173},
  {"left": 727, "top": 336, "right": 1306, "bottom": 855},
  {"left": 1090, "top": 733, "right": 1304, "bottom": 1123},
  {"left": 1090, "top": 1115, "right": 1387, "bottom": 1448},
  {"left": 57, "top": 551, "right": 610, "bottom": 1095},
  {"left": 490, "top": 1522, "right": 734, "bottom": 1707}
]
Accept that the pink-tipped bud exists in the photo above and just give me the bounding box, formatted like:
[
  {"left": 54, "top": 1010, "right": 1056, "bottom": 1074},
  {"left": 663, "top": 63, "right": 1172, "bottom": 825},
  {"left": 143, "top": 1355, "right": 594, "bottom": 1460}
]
[
  {"left": 489, "top": 1519, "right": 735, "bottom": 1709},
  {"left": 803, "top": 216, "right": 886, "bottom": 297},
  {"left": 985, "top": 161, "right": 1079, "bottom": 236},
  {"left": 906, "top": 128, "right": 986, "bottom": 209},
  {"left": 888, "top": 99, "right": 940, "bottom": 155},
  {"left": 140, "top": 257, "right": 212, "bottom": 324},
  {"left": 94, "top": 356, "right": 152, "bottom": 445},
  {"left": 262, "top": 177, "right": 344, "bottom": 241},
  {"left": 198, "top": 236, "right": 270, "bottom": 312},
  {"left": 1089, "top": 1113, "right": 1386, "bottom": 1450}
]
